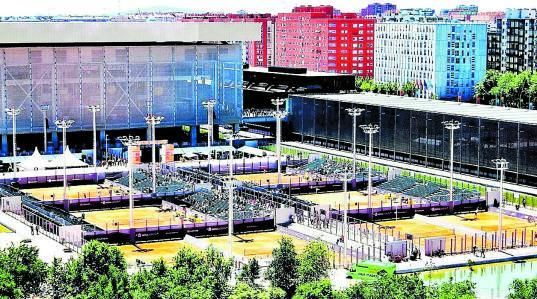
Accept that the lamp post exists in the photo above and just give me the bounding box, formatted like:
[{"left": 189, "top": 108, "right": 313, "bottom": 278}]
[
  {"left": 55, "top": 119, "right": 74, "bottom": 211},
  {"left": 119, "top": 135, "right": 141, "bottom": 242},
  {"left": 202, "top": 100, "right": 216, "bottom": 177},
  {"left": 88, "top": 105, "right": 101, "bottom": 176},
  {"left": 6, "top": 108, "right": 21, "bottom": 176},
  {"left": 492, "top": 158, "right": 508, "bottom": 250},
  {"left": 273, "top": 110, "right": 288, "bottom": 186},
  {"left": 227, "top": 132, "right": 239, "bottom": 258},
  {"left": 342, "top": 171, "right": 350, "bottom": 266},
  {"left": 360, "top": 124, "right": 379, "bottom": 220},
  {"left": 39, "top": 105, "right": 49, "bottom": 153},
  {"left": 145, "top": 114, "right": 164, "bottom": 193},
  {"left": 271, "top": 98, "right": 286, "bottom": 114},
  {"left": 105, "top": 134, "right": 109, "bottom": 162},
  {"left": 442, "top": 120, "right": 461, "bottom": 210},
  {"left": 346, "top": 108, "right": 365, "bottom": 185}
]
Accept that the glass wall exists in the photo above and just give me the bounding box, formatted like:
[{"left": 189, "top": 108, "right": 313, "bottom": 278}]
[
  {"left": 287, "top": 95, "right": 537, "bottom": 187},
  {"left": 0, "top": 44, "right": 243, "bottom": 134}
]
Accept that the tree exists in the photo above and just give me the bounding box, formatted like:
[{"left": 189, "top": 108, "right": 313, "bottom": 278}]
[
  {"left": 402, "top": 81, "right": 418, "bottom": 97},
  {"left": 44, "top": 257, "right": 70, "bottom": 299},
  {"left": 293, "top": 279, "right": 333, "bottom": 299},
  {"left": 238, "top": 258, "right": 260, "bottom": 287},
  {"left": 344, "top": 273, "right": 429, "bottom": 299},
  {"left": 266, "top": 237, "right": 299, "bottom": 296},
  {"left": 297, "top": 241, "right": 330, "bottom": 284},
  {"left": 508, "top": 277, "right": 537, "bottom": 299},
  {"left": 0, "top": 267, "right": 22, "bottom": 299},
  {"left": 433, "top": 278, "right": 476, "bottom": 299},
  {"left": 0, "top": 243, "right": 47, "bottom": 298},
  {"left": 475, "top": 70, "right": 501, "bottom": 105}
]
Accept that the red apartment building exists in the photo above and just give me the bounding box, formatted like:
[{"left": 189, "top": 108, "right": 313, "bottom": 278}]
[
  {"left": 181, "top": 13, "right": 275, "bottom": 67},
  {"left": 275, "top": 5, "right": 375, "bottom": 76}
]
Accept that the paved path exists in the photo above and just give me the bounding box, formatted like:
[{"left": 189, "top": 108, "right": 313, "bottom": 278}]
[{"left": 0, "top": 211, "right": 77, "bottom": 263}]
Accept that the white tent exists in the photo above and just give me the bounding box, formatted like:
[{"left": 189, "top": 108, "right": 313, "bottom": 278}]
[
  {"left": 47, "top": 146, "right": 88, "bottom": 169},
  {"left": 19, "top": 147, "right": 49, "bottom": 171}
]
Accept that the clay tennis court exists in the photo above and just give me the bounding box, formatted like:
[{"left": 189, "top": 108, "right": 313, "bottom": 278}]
[
  {"left": 21, "top": 182, "right": 135, "bottom": 201},
  {"left": 118, "top": 240, "right": 193, "bottom": 265},
  {"left": 379, "top": 218, "right": 457, "bottom": 240},
  {"left": 437, "top": 212, "right": 537, "bottom": 232},
  {"left": 72, "top": 206, "right": 201, "bottom": 230},
  {"left": 297, "top": 191, "right": 415, "bottom": 209},
  {"left": 234, "top": 172, "right": 331, "bottom": 186},
  {"left": 206, "top": 231, "right": 308, "bottom": 258}
]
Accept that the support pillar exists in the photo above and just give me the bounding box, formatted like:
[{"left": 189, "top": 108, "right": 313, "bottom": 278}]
[
  {"left": 52, "top": 131, "right": 59, "bottom": 153},
  {"left": 1, "top": 134, "right": 7, "bottom": 155},
  {"left": 190, "top": 125, "right": 199, "bottom": 147},
  {"left": 213, "top": 124, "right": 219, "bottom": 142},
  {"left": 99, "top": 130, "right": 106, "bottom": 159}
]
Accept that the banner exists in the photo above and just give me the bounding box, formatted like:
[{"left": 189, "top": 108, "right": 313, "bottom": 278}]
[{"left": 129, "top": 146, "right": 141, "bottom": 164}]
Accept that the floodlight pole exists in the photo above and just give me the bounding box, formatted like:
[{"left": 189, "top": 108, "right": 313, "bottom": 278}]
[
  {"left": 346, "top": 108, "right": 365, "bottom": 185},
  {"left": 6, "top": 108, "right": 21, "bottom": 177},
  {"left": 227, "top": 133, "right": 238, "bottom": 258},
  {"left": 88, "top": 105, "right": 101, "bottom": 177},
  {"left": 145, "top": 115, "right": 164, "bottom": 193},
  {"left": 343, "top": 171, "right": 349, "bottom": 266},
  {"left": 202, "top": 100, "right": 216, "bottom": 178},
  {"left": 360, "top": 124, "right": 379, "bottom": 220},
  {"left": 55, "top": 119, "right": 74, "bottom": 211},
  {"left": 492, "top": 158, "right": 508, "bottom": 250},
  {"left": 443, "top": 120, "right": 461, "bottom": 211},
  {"left": 272, "top": 98, "right": 287, "bottom": 186},
  {"left": 119, "top": 135, "right": 141, "bottom": 242},
  {"left": 39, "top": 105, "right": 49, "bottom": 153}
]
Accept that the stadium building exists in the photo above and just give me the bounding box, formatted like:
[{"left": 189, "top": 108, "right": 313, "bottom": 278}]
[
  {"left": 287, "top": 93, "right": 537, "bottom": 187},
  {"left": 0, "top": 22, "right": 260, "bottom": 154}
]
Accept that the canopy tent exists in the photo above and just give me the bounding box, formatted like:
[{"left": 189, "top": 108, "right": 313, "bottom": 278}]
[
  {"left": 46, "top": 146, "right": 88, "bottom": 169},
  {"left": 237, "top": 146, "right": 275, "bottom": 157},
  {"left": 18, "top": 147, "right": 49, "bottom": 171}
]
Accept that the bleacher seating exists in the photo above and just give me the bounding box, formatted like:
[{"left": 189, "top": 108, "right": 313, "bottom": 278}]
[
  {"left": 404, "top": 182, "right": 441, "bottom": 198},
  {"left": 378, "top": 176, "right": 417, "bottom": 193}
]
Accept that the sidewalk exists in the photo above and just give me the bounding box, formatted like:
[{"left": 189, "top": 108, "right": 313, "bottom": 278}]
[{"left": 0, "top": 211, "right": 77, "bottom": 263}]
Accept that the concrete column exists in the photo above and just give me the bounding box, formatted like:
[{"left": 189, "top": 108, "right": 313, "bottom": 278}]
[
  {"left": 190, "top": 125, "right": 198, "bottom": 147},
  {"left": 99, "top": 130, "right": 106, "bottom": 159},
  {"left": 52, "top": 131, "right": 59, "bottom": 152},
  {"left": 1, "top": 134, "right": 7, "bottom": 155}
]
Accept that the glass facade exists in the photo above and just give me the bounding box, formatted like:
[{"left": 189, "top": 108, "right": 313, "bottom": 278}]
[
  {"left": 288, "top": 95, "right": 537, "bottom": 187},
  {"left": 0, "top": 44, "right": 243, "bottom": 134}
]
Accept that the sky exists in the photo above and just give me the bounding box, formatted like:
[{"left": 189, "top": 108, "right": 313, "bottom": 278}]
[{"left": 1, "top": 0, "right": 535, "bottom": 16}]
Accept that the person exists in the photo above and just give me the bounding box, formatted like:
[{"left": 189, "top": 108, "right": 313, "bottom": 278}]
[
  {"left": 480, "top": 248, "right": 485, "bottom": 258},
  {"left": 523, "top": 198, "right": 527, "bottom": 208},
  {"left": 30, "top": 226, "right": 34, "bottom": 236},
  {"left": 35, "top": 226, "right": 39, "bottom": 235}
]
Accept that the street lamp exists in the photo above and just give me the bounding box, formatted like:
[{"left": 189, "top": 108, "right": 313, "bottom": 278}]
[
  {"left": 360, "top": 124, "right": 379, "bottom": 220},
  {"left": 346, "top": 107, "right": 365, "bottom": 184},
  {"left": 88, "top": 105, "right": 101, "bottom": 176},
  {"left": 442, "top": 120, "right": 461, "bottom": 209},
  {"left": 202, "top": 100, "right": 216, "bottom": 176},
  {"left": 119, "top": 135, "right": 141, "bottom": 242},
  {"left": 55, "top": 119, "right": 74, "bottom": 211},
  {"left": 145, "top": 114, "right": 164, "bottom": 193},
  {"left": 342, "top": 171, "right": 350, "bottom": 267},
  {"left": 271, "top": 98, "right": 286, "bottom": 113},
  {"left": 273, "top": 110, "right": 288, "bottom": 186},
  {"left": 492, "top": 158, "right": 508, "bottom": 250},
  {"left": 226, "top": 132, "right": 240, "bottom": 258},
  {"left": 39, "top": 105, "right": 49, "bottom": 153},
  {"left": 6, "top": 108, "right": 21, "bottom": 176}
]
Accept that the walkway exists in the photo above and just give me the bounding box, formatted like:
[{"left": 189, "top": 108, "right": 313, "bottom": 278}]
[{"left": 0, "top": 211, "right": 77, "bottom": 263}]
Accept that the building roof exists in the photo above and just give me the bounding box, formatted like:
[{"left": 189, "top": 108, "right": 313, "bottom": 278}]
[
  {"left": 246, "top": 67, "right": 350, "bottom": 77},
  {"left": 297, "top": 93, "right": 537, "bottom": 125},
  {"left": 0, "top": 22, "right": 260, "bottom": 45}
]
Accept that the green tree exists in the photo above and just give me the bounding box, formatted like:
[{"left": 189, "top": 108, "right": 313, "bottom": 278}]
[
  {"left": 345, "top": 273, "right": 429, "bottom": 299},
  {"left": 297, "top": 241, "right": 330, "bottom": 284},
  {"left": 0, "top": 243, "right": 47, "bottom": 298},
  {"left": 0, "top": 267, "right": 22, "bottom": 299},
  {"left": 402, "top": 81, "right": 418, "bottom": 97},
  {"left": 293, "top": 279, "right": 333, "bottom": 299},
  {"left": 238, "top": 258, "right": 260, "bottom": 287},
  {"left": 266, "top": 237, "right": 299, "bottom": 297},
  {"left": 44, "top": 257, "right": 70, "bottom": 299},
  {"left": 433, "top": 278, "right": 476, "bottom": 299},
  {"left": 508, "top": 277, "right": 537, "bottom": 299},
  {"left": 475, "top": 70, "right": 501, "bottom": 105}
]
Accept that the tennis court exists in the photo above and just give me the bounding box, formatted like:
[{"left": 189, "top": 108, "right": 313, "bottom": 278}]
[
  {"left": 378, "top": 218, "right": 456, "bottom": 240},
  {"left": 297, "top": 191, "right": 409, "bottom": 209},
  {"left": 72, "top": 206, "right": 200, "bottom": 230},
  {"left": 234, "top": 172, "right": 330, "bottom": 186},
  {"left": 438, "top": 212, "right": 537, "bottom": 232},
  {"left": 206, "top": 231, "right": 308, "bottom": 258},
  {"left": 118, "top": 240, "right": 193, "bottom": 265},
  {"left": 21, "top": 182, "right": 134, "bottom": 201}
]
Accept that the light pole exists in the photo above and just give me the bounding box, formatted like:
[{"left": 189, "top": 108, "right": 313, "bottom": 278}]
[
  {"left": 227, "top": 132, "right": 239, "bottom": 258},
  {"left": 119, "top": 135, "right": 141, "bottom": 242},
  {"left": 273, "top": 110, "right": 288, "bottom": 186},
  {"left": 88, "top": 105, "right": 101, "bottom": 175},
  {"left": 145, "top": 114, "right": 164, "bottom": 193},
  {"left": 55, "top": 119, "right": 74, "bottom": 211},
  {"left": 39, "top": 105, "right": 49, "bottom": 153},
  {"left": 442, "top": 120, "right": 461, "bottom": 210},
  {"left": 360, "top": 124, "right": 379, "bottom": 220},
  {"left": 342, "top": 171, "right": 350, "bottom": 266},
  {"left": 202, "top": 100, "right": 216, "bottom": 177},
  {"left": 492, "top": 158, "right": 508, "bottom": 250},
  {"left": 6, "top": 108, "right": 21, "bottom": 176},
  {"left": 271, "top": 98, "right": 286, "bottom": 114},
  {"left": 346, "top": 108, "right": 365, "bottom": 184},
  {"left": 105, "top": 134, "right": 109, "bottom": 162}
]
